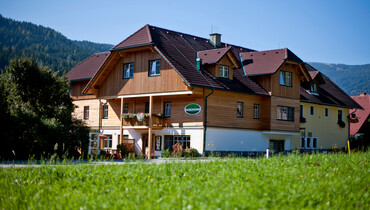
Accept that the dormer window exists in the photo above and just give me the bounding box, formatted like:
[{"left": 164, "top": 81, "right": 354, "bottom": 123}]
[
  {"left": 311, "top": 84, "right": 316, "bottom": 92},
  {"left": 280, "top": 71, "right": 292, "bottom": 87},
  {"left": 219, "top": 65, "right": 229, "bottom": 78},
  {"left": 149, "top": 60, "right": 161, "bottom": 76}
]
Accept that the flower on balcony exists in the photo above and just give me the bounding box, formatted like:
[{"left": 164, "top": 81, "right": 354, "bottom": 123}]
[
  {"left": 122, "top": 113, "right": 136, "bottom": 119},
  {"left": 152, "top": 113, "right": 164, "bottom": 119},
  {"left": 136, "top": 112, "right": 150, "bottom": 122}
]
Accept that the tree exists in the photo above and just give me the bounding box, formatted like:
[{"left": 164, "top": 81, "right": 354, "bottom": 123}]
[{"left": 0, "top": 58, "right": 89, "bottom": 160}]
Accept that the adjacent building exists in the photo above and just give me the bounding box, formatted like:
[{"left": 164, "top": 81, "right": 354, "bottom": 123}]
[{"left": 66, "top": 25, "right": 361, "bottom": 157}]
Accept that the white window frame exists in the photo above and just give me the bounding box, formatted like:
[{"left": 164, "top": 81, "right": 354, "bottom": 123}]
[
  {"left": 103, "top": 134, "right": 113, "bottom": 149},
  {"left": 123, "top": 63, "right": 134, "bottom": 79},
  {"left": 219, "top": 65, "right": 229, "bottom": 78},
  {"left": 312, "top": 137, "right": 318, "bottom": 149},
  {"left": 254, "top": 104, "right": 259, "bottom": 119},
  {"left": 164, "top": 102, "right": 171, "bottom": 117},
  {"left": 123, "top": 103, "right": 129, "bottom": 114},
  {"left": 149, "top": 60, "right": 161, "bottom": 76},
  {"left": 337, "top": 109, "right": 343, "bottom": 122},
  {"left": 301, "top": 137, "right": 306, "bottom": 149},
  {"left": 324, "top": 107, "right": 329, "bottom": 118},
  {"left": 310, "top": 105, "right": 315, "bottom": 116},
  {"left": 306, "top": 137, "right": 311, "bottom": 148},
  {"left": 237, "top": 102, "right": 243, "bottom": 118},
  {"left": 84, "top": 106, "right": 89, "bottom": 120},
  {"left": 103, "top": 104, "right": 108, "bottom": 119},
  {"left": 277, "top": 106, "right": 294, "bottom": 121}
]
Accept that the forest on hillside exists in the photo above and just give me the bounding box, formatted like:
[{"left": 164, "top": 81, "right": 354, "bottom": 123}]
[
  {"left": 0, "top": 15, "right": 113, "bottom": 75},
  {"left": 0, "top": 14, "right": 368, "bottom": 96},
  {"left": 309, "top": 62, "right": 370, "bottom": 96}
]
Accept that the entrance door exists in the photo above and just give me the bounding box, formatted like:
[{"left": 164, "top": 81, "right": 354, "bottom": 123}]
[
  {"left": 88, "top": 133, "right": 99, "bottom": 155},
  {"left": 141, "top": 133, "right": 155, "bottom": 155},
  {"left": 269, "top": 140, "right": 285, "bottom": 153}
]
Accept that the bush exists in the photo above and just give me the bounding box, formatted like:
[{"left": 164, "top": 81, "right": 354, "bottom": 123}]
[
  {"left": 161, "top": 149, "right": 172, "bottom": 158},
  {"left": 184, "top": 147, "right": 200, "bottom": 158},
  {"left": 172, "top": 143, "right": 183, "bottom": 157}
]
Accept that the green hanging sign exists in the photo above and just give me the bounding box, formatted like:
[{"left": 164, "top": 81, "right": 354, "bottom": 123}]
[{"left": 184, "top": 104, "right": 201, "bottom": 115}]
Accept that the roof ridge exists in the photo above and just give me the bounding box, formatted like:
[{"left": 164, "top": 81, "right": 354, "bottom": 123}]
[
  {"left": 198, "top": 46, "right": 230, "bottom": 53},
  {"left": 113, "top": 24, "right": 151, "bottom": 49}
]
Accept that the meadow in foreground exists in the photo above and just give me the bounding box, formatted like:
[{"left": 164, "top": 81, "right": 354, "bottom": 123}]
[{"left": 0, "top": 152, "right": 369, "bottom": 209}]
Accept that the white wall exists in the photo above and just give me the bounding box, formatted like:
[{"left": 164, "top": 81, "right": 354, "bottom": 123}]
[{"left": 205, "top": 128, "right": 295, "bottom": 152}]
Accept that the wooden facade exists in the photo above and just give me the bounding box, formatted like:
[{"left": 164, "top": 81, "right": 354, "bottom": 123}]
[{"left": 97, "top": 49, "right": 188, "bottom": 97}]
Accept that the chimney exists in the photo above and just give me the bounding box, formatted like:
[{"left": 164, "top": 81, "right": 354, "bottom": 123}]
[
  {"left": 360, "top": 92, "right": 367, "bottom": 96},
  {"left": 210, "top": 33, "right": 221, "bottom": 48}
]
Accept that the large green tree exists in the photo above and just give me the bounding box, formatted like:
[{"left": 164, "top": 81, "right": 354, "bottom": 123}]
[{"left": 0, "top": 58, "right": 89, "bottom": 160}]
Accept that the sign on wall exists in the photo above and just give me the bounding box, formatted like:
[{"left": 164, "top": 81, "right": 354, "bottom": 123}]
[{"left": 184, "top": 104, "right": 201, "bottom": 115}]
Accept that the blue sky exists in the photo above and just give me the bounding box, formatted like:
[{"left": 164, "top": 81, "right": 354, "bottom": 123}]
[{"left": 0, "top": 0, "right": 370, "bottom": 65}]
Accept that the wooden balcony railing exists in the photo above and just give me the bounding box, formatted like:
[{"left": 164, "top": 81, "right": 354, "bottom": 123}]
[{"left": 122, "top": 115, "right": 163, "bottom": 128}]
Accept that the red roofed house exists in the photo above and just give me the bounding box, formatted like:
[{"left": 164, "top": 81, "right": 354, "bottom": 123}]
[
  {"left": 67, "top": 25, "right": 360, "bottom": 157},
  {"left": 350, "top": 93, "right": 370, "bottom": 142}
]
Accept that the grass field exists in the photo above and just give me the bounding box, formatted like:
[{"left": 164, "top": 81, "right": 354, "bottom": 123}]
[{"left": 1, "top": 152, "right": 369, "bottom": 209}]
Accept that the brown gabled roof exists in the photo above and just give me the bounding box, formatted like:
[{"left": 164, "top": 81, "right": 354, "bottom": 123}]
[
  {"left": 197, "top": 47, "right": 231, "bottom": 65},
  {"left": 84, "top": 25, "right": 265, "bottom": 95},
  {"left": 66, "top": 52, "right": 110, "bottom": 81},
  {"left": 113, "top": 25, "right": 152, "bottom": 49},
  {"left": 300, "top": 65, "right": 362, "bottom": 109},
  {"left": 240, "top": 48, "right": 304, "bottom": 76},
  {"left": 350, "top": 94, "right": 369, "bottom": 135}
]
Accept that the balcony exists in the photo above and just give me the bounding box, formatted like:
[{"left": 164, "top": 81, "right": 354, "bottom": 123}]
[{"left": 122, "top": 113, "right": 164, "bottom": 129}]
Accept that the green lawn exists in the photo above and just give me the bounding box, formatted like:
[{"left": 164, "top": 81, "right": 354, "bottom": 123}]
[{"left": 1, "top": 152, "right": 369, "bottom": 209}]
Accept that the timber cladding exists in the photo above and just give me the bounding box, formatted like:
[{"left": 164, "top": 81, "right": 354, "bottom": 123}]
[
  {"left": 206, "top": 90, "right": 270, "bottom": 130},
  {"left": 270, "top": 96, "right": 300, "bottom": 131},
  {"left": 121, "top": 95, "right": 204, "bottom": 126},
  {"left": 98, "top": 50, "right": 188, "bottom": 97},
  {"left": 204, "top": 55, "right": 234, "bottom": 80},
  {"left": 254, "top": 62, "right": 301, "bottom": 99},
  {"left": 70, "top": 81, "right": 96, "bottom": 99}
]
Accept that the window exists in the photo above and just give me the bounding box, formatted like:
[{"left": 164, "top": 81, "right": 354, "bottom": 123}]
[
  {"left": 280, "top": 71, "right": 292, "bottom": 86},
  {"left": 324, "top": 107, "right": 329, "bottom": 117},
  {"left": 300, "top": 105, "right": 304, "bottom": 118},
  {"left": 84, "top": 106, "right": 89, "bottom": 119},
  {"left": 164, "top": 102, "right": 171, "bottom": 117},
  {"left": 310, "top": 105, "right": 315, "bottom": 116},
  {"left": 337, "top": 110, "right": 343, "bottom": 122},
  {"left": 123, "top": 103, "right": 129, "bottom": 114},
  {"left": 254, "top": 104, "right": 260, "bottom": 119},
  {"left": 149, "top": 60, "right": 161, "bottom": 76},
  {"left": 219, "top": 65, "right": 229, "bottom": 78},
  {"left": 145, "top": 102, "right": 149, "bottom": 113},
  {"left": 313, "top": 138, "right": 318, "bottom": 149},
  {"left": 310, "top": 83, "right": 317, "bottom": 93},
  {"left": 301, "top": 137, "right": 305, "bottom": 148},
  {"left": 306, "top": 137, "right": 311, "bottom": 148},
  {"left": 277, "top": 106, "right": 294, "bottom": 121},
  {"left": 123, "top": 63, "right": 134, "bottom": 79},
  {"left": 164, "top": 135, "right": 190, "bottom": 151},
  {"left": 103, "top": 134, "right": 112, "bottom": 149},
  {"left": 103, "top": 104, "right": 108, "bottom": 119},
  {"left": 237, "top": 102, "right": 243, "bottom": 118}
]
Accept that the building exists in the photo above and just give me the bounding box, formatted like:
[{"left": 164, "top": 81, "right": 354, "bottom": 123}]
[
  {"left": 66, "top": 25, "right": 361, "bottom": 157},
  {"left": 295, "top": 64, "right": 362, "bottom": 151},
  {"left": 350, "top": 93, "right": 369, "bottom": 142}
]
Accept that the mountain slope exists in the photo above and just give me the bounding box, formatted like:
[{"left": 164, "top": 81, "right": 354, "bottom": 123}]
[
  {"left": 308, "top": 62, "right": 370, "bottom": 96},
  {"left": 0, "top": 14, "right": 113, "bottom": 74}
]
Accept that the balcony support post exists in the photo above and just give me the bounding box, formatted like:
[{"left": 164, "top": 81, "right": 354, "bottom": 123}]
[
  {"left": 148, "top": 95, "right": 153, "bottom": 159},
  {"left": 120, "top": 97, "right": 123, "bottom": 145}
]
